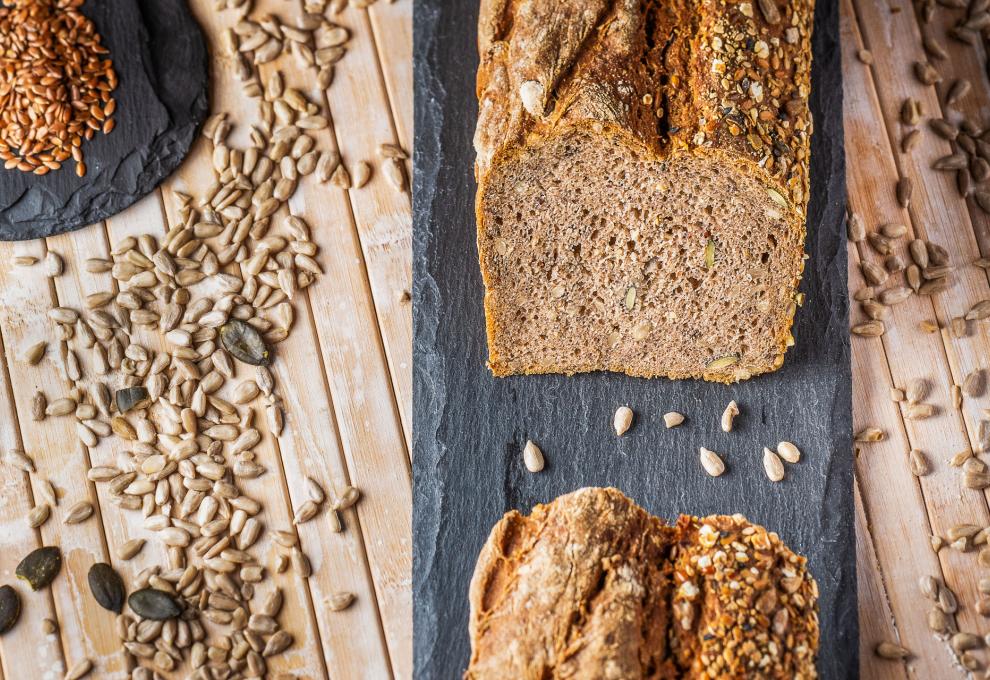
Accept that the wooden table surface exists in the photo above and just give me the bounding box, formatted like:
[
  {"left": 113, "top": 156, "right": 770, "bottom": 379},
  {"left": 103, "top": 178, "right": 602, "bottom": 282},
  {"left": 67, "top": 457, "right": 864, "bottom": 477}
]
[
  {"left": 845, "top": 0, "right": 990, "bottom": 675},
  {"left": 0, "top": 0, "right": 411, "bottom": 678}
]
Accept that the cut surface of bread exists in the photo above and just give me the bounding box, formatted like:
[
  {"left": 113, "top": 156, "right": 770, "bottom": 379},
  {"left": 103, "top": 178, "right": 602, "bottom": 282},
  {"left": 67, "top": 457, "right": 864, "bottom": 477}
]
[
  {"left": 475, "top": 0, "right": 815, "bottom": 382},
  {"left": 465, "top": 487, "right": 820, "bottom": 679}
]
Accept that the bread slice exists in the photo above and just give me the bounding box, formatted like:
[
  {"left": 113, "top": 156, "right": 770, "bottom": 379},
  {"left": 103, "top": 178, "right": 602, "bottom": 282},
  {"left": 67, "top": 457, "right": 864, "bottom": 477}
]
[
  {"left": 475, "top": 0, "right": 814, "bottom": 382},
  {"left": 465, "top": 487, "right": 820, "bottom": 679}
]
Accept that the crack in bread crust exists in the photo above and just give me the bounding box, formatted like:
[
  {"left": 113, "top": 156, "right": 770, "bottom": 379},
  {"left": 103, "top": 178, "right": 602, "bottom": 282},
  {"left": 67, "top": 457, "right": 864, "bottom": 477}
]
[{"left": 465, "top": 487, "right": 820, "bottom": 679}]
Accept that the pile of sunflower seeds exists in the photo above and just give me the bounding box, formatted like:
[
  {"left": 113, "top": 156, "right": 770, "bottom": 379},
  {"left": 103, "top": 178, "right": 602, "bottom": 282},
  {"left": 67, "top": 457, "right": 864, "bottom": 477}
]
[{"left": 0, "top": 0, "right": 412, "bottom": 676}]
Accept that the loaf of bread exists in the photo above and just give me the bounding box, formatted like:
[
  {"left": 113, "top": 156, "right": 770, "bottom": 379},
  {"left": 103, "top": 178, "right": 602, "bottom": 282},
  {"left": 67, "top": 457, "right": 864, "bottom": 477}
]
[
  {"left": 474, "top": 0, "right": 815, "bottom": 382},
  {"left": 465, "top": 487, "right": 820, "bottom": 679}
]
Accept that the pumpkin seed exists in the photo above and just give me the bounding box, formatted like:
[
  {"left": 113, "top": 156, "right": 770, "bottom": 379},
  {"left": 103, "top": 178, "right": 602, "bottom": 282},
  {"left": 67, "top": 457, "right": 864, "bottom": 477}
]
[
  {"left": 0, "top": 585, "right": 21, "bottom": 634},
  {"left": 16, "top": 546, "right": 62, "bottom": 591},
  {"left": 220, "top": 319, "right": 272, "bottom": 366},
  {"left": 88, "top": 563, "right": 125, "bottom": 613},
  {"left": 116, "top": 386, "right": 150, "bottom": 413},
  {"left": 128, "top": 588, "right": 181, "bottom": 620}
]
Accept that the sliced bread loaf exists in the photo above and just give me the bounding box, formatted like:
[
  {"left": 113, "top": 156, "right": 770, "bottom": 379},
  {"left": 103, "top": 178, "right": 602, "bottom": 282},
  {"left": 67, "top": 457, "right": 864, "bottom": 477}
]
[{"left": 475, "top": 0, "right": 814, "bottom": 381}]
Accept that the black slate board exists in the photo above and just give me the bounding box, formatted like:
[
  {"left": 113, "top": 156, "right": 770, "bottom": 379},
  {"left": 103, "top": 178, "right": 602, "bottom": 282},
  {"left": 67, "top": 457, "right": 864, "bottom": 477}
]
[
  {"left": 413, "top": 0, "right": 855, "bottom": 676},
  {"left": 0, "top": 0, "right": 209, "bottom": 241}
]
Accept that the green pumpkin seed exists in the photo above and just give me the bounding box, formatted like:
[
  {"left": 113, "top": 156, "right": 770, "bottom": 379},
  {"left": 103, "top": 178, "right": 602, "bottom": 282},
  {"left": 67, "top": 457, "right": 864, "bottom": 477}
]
[
  {"left": 88, "top": 563, "right": 125, "bottom": 613},
  {"left": 0, "top": 585, "right": 21, "bottom": 634},
  {"left": 220, "top": 319, "right": 272, "bottom": 366},
  {"left": 16, "top": 546, "right": 61, "bottom": 591},
  {"left": 115, "top": 386, "right": 150, "bottom": 413},
  {"left": 128, "top": 588, "right": 181, "bottom": 620}
]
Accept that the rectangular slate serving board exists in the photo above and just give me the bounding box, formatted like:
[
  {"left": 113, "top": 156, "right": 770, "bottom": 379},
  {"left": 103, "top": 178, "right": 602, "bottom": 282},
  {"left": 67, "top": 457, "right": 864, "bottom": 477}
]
[{"left": 413, "top": 0, "right": 856, "bottom": 676}]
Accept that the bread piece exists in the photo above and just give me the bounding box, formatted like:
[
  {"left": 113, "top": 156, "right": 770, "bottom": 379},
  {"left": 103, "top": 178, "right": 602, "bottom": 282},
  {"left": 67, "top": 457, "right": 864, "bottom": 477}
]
[
  {"left": 475, "top": 0, "right": 814, "bottom": 382},
  {"left": 465, "top": 487, "right": 819, "bottom": 679}
]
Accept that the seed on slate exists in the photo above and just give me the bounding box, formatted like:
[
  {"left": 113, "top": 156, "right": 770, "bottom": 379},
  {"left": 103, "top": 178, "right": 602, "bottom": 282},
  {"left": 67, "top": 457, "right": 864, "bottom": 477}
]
[
  {"left": 896, "top": 177, "right": 912, "bottom": 208},
  {"left": 0, "top": 585, "right": 20, "bottom": 635},
  {"left": 776, "top": 442, "right": 801, "bottom": 463},
  {"left": 720, "top": 400, "right": 739, "bottom": 433},
  {"left": 613, "top": 406, "right": 633, "bottom": 436},
  {"left": 220, "top": 319, "right": 272, "bottom": 366},
  {"left": 523, "top": 440, "right": 544, "bottom": 472},
  {"left": 64, "top": 501, "right": 94, "bottom": 525},
  {"left": 663, "top": 412, "right": 685, "bottom": 428},
  {"left": 763, "top": 447, "right": 785, "bottom": 482},
  {"left": 875, "top": 641, "right": 911, "bottom": 659},
  {"left": 325, "top": 591, "right": 354, "bottom": 611},
  {"left": 115, "top": 386, "right": 150, "bottom": 413},
  {"left": 16, "top": 546, "right": 62, "bottom": 591},
  {"left": 855, "top": 427, "right": 885, "bottom": 442},
  {"left": 88, "top": 563, "right": 125, "bottom": 613},
  {"left": 909, "top": 450, "right": 930, "bottom": 476},
  {"left": 699, "top": 447, "right": 725, "bottom": 477},
  {"left": 128, "top": 588, "right": 181, "bottom": 620}
]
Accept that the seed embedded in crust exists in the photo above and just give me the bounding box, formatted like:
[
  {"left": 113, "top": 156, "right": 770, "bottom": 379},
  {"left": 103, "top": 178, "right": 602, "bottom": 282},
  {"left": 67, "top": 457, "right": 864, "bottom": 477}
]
[
  {"left": 699, "top": 447, "right": 725, "bottom": 477},
  {"left": 613, "top": 406, "right": 633, "bottom": 436},
  {"left": 523, "top": 440, "right": 544, "bottom": 472}
]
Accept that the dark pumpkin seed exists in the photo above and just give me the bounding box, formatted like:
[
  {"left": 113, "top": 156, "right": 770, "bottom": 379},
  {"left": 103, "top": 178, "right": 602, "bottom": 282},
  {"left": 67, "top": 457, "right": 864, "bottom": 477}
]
[
  {"left": 88, "top": 563, "right": 125, "bottom": 613},
  {"left": 16, "top": 546, "right": 61, "bottom": 591},
  {"left": 128, "top": 588, "right": 181, "bottom": 620},
  {"left": 220, "top": 320, "right": 272, "bottom": 366},
  {"left": 115, "top": 386, "right": 150, "bottom": 413},
  {"left": 0, "top": 585, "right": 20, "bottom": 634}
]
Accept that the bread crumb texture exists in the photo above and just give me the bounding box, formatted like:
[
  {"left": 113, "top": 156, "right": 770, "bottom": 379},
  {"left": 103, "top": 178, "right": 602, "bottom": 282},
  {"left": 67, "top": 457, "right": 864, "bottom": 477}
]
[
  {"left": 475, "top": 0, "right": 814, "bottom": 382},
  {"left": 466, "top": 487, "right": 820, "bottom": 679}
]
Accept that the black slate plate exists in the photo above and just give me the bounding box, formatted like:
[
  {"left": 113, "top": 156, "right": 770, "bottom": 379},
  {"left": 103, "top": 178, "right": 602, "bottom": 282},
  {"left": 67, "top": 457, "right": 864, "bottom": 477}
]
[
  {"left": 414, "top": 0, "right": 855, "bottom": 677},
  {"left": 0, "top": 0, "right": 209, "bottom": 241}
]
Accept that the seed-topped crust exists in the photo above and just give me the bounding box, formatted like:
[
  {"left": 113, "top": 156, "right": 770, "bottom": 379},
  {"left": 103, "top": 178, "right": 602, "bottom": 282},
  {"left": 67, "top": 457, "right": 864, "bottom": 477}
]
[
  {"left": 465, "top": 487, "right": 820, "bottom": 679},
  {"left": 475, "top": 0, "right": 815, "bottom": 382}
]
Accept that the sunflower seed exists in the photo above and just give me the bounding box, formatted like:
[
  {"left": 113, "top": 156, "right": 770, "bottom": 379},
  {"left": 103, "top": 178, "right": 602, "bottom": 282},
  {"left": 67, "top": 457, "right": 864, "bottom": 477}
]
[
  {"left": 663, "top": 412, "right": 685, "bottom": 428},
  {"left": 909, "top": 450, "right": 930, "bottom": 476},
  {"left": 776, "top": 441, "right": 801, "bottom": 463},
  {"left": 874, "top": 641, "right": 910, "bottom": 659},
  {"left": 64, "top": 501, "right": 94, "bottom": 524},
  {"left": 523, "top": 440, "right": 544, "bottom": 472},
  {"left": 762, "top": 447, "right": 785, "bottom": 482},
  {"left": 64, "top": 658, "right": 93, "bottom": 680},
  {"left": 720, "top": 400, "right": 739, "bottom": 433},
  {"left": 855, "top": 427, "right": 884, "bottom": 442},
  {"left": 699, "top": 447, "right": 725, "bottom": 477},
  {"left": 27, "top": 504, "right": 50, "bottom": 528}
]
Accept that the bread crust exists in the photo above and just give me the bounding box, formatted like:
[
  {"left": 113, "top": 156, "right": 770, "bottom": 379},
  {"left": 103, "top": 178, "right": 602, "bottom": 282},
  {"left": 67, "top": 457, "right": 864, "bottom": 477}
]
[
  {"left": 465, "top": 487, "right": 820, "bottom": 679},
  {"left": 475, "top": 0, "right": 815, "bottom": 382}
]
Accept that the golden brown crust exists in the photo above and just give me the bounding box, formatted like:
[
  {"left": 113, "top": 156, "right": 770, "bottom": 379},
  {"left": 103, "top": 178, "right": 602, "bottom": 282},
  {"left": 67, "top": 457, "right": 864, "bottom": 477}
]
[
  {"left": 465, "top": 488, "right": 819, "bottom": 679},
  {"left": 475, "top": 0, "right": 814, "bottom": 382}
]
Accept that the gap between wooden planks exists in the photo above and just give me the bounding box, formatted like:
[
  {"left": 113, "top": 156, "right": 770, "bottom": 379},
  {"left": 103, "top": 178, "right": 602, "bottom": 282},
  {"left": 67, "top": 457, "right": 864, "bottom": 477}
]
[
  {"left": 0, "top": 0, "right": 412, "bottom": 677},
  {"left": 845, "top": 0, "right": 990, "bottom": 675}
]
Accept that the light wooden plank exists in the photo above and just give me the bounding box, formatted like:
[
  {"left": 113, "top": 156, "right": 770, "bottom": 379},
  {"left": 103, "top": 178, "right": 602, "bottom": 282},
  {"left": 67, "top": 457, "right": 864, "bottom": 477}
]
[
  {"left": 366, "top": 0, "right": 413, "bottom": 150},
  {"left": 0, "top": 279, "right": 67, "bottom": 680},
  {"left": 154, "top": 0, "right": 407, "bottom": 672},
  {"left": 855, "top": 482, "right": 909, "bottom": 680},
  {"left": 845, "top": 0, "right": 990, "bottom": 669},
  {"left": 907, "top": 0, "right": 990, "bottom": 255},
  {"left": 0, "top": 237, "right": 124, "bottom": 677},
  {"left": 300, "top": 0, "right": 414, "bottom": 450}
]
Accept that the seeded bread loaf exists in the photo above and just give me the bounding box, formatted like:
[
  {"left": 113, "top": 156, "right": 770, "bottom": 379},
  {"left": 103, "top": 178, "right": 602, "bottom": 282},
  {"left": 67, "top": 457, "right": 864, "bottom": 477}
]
[
  {"left": 474, "top": 0, "right": 815, "bottom": 382},
  {"left": 465, "top": 487, "right": 820, "bottom": 679}
]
